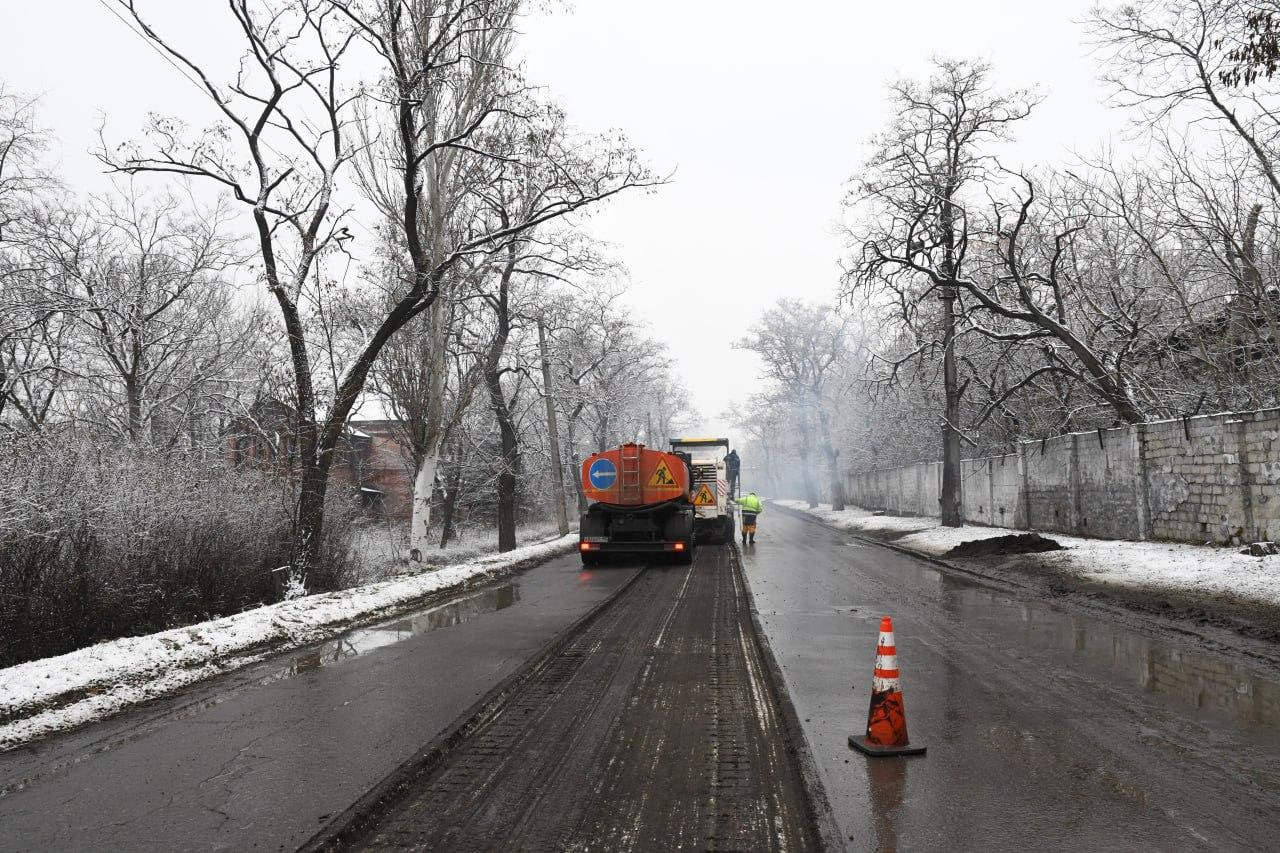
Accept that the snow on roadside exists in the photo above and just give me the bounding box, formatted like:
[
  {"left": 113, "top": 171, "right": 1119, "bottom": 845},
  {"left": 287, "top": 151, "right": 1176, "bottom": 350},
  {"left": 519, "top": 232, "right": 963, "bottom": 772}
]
[
  {"left": 0, "top": 534, "right": 577, "bottom": 750},
  {"left": 773, "top": 500, "right": 1280, "bottom": 608},
  {"left": 350, "top": 522, "right": 570, "bottom": 582}
]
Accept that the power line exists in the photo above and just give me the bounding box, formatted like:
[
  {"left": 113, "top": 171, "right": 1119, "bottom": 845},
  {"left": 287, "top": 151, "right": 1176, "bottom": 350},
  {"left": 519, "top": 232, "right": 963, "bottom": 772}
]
[
  {"left": 94, "top": 0, "right": 214, "bottom": 99},
  {"left": 92, "top": 0, "right": 378, "bottom": 242}
]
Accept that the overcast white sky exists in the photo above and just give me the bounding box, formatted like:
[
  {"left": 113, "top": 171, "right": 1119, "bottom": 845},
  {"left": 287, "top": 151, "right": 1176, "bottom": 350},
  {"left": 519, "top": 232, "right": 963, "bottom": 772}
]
[{"left": 3, "top": 0, "right": 1124, "bottom": 437}]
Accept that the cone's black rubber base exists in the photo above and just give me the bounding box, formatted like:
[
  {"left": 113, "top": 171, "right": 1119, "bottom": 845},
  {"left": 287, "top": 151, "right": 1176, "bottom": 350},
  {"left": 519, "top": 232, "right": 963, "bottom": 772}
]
[{"left": 848, "top": 734, "right": 926, "bottom": 757}]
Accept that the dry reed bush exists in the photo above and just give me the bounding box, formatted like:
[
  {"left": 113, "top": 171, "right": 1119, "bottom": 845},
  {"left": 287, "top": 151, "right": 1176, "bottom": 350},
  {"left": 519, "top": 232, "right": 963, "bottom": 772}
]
[{"left": 0, "top": 433, "right": 357, "bottom": 666}]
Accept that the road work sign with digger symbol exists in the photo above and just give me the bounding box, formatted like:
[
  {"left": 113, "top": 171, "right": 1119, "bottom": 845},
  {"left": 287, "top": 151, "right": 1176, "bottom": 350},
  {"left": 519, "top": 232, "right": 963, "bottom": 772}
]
[
  {"left": 692, "top": 484, "right": 717, "bottom": 506},
  {"left": 648, "top": 459, "right": 678, "bottom": 489}
]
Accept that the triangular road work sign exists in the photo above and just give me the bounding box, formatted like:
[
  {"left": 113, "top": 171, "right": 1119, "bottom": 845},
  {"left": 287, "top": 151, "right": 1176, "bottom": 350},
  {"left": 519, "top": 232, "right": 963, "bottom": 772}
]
[
  {"left": 692, "top": 483, "right": 716, "bottom": 506},
  {"left": 648, "top": 459, "right": 679, "bottom": 488}
]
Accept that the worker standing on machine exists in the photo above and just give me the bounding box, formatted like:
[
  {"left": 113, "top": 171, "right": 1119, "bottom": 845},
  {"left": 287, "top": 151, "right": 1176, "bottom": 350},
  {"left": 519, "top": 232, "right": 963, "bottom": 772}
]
[
  {"left": 735, "top": 491, "right": 762, "bottom": 545},
  {"left": 725, "top": 449, "right": 741, "bottom": 499}
]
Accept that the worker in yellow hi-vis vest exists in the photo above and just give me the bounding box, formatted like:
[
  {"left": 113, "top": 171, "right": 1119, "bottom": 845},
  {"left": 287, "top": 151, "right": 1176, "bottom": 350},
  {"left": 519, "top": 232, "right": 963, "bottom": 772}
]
[{"left": 735, "top": 492, "right": 763, "bottom": 545}]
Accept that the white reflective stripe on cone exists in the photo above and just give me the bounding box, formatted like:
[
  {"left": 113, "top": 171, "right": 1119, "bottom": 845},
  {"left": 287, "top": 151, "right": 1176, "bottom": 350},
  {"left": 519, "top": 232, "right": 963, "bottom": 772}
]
[
  {"left": 875, "top": 654, "right": 898, "bottom": 671},
  {"left": 879, "top": 631, "right": 895, "bottom": 646},
  {"left": 872, "top": 676, "right": 901, "bottom": 692}
]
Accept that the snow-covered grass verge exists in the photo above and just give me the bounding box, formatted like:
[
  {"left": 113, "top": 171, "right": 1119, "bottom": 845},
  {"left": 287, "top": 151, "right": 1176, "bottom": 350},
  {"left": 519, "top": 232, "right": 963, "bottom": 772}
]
[
  {"left": 774, "top": 500, "right": 1280, "bottom": 610},
  {"left": 0, "top": 533, "right": 577, "bottom": 750},
  {"left": 350, "top": 522, "right": 570, "bottom": 582}
]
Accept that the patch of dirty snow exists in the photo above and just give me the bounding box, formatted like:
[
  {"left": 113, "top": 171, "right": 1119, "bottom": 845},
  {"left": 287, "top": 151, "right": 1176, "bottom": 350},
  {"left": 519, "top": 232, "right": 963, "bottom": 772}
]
[
  {"left": 0, "top": 534, "right": 576, "bottom": 750},
  {"left": 772, "top": 500, "right": 934, "bottom": 537},
  {"left": 774, "top": 500, "right": 1280, "bottom": 609}
]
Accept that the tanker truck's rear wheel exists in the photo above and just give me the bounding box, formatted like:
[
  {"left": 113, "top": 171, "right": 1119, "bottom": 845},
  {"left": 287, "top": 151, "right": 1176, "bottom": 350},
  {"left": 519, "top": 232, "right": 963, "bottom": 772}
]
[{"left": 581, "top": 551, "right": 603, "bottom": 567}]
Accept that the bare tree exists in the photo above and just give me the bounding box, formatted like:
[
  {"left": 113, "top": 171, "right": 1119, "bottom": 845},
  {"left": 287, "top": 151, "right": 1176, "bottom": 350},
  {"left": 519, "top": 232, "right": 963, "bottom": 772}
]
[
  {"left": 0, "top": 84, "right": 49, "bottom": 244},
  {"left": 366, "top": 276, "right": 486, "bottom": 557},
  {"left": 107, "top": 0, "right": 655, "bottom": 585},
  {"left": 0, "top": 85, "right": 59, "bottom": 428},
  {"left": 735, "top": 299, "right": 854, "bottom": 509},
  {"left": 24, "top": 187, "right": 251, "bottom": 441},
  {"left": 541, "top": 291, "right": 690, "bottom": 513},
  {"left": 347, "top": 0, "right": 516, "bottom": 561},
  {"left": 845, "top": 58, "right": 1035, "bottom": 525},
  {"left": 103, "top": 0, "right": 366, "bottom": 588},
  {"left": 1091, "top": 0, "right": 1280, "bottom": 199},
  {"left": 0, "top": 307, "right": 69, "bottom": 430},
  {"left": 1088, "top": 1, "right": 1280, "bottom": 411},
  {"left": 335, "top": 0, "right": 656, "bottom": 555}
]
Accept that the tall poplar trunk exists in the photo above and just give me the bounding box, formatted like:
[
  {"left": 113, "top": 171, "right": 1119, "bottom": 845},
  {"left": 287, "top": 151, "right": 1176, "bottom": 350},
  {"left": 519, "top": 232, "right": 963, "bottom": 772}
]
[
  {"left": 408, "top": 450, "right": 440, "bottom": 561},
  {"left": 940, "top": 290, "right": 963, "bottom": 526},
  {"left": 538, "top": 317, "right": 569, "bottom": 535},
  {"left": 291, "top": 435, "right": 331, "bottom": 592},
  {"left": 488, "top": 373, "right": 519, "bottom": 552},
  {"left": 566, "top": 407, "right": 588, "bottom": 513},
  {"left": 797, "top": 415, "right": 819, "bottom": 508},
  {"left": 815, "top": 401, "right": 845, "bottom": 511},
  {"left": 439, "top": 455, "right": 463, "bottom": 548},
  {"left": 939, "top": 194, "right": 964, "bottom": 527},
  {"left": 485, "top": 250, "right": 519, "bottom": 552},
  {"left": 407, "top": 299, "right": 450, "bottom": 562}
]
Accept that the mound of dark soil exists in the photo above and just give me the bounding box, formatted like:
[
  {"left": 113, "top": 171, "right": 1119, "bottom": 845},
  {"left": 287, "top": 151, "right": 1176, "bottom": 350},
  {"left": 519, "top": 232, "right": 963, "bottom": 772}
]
[{"left": 944, "top": 532, "right": 1064, "bottom": 558}]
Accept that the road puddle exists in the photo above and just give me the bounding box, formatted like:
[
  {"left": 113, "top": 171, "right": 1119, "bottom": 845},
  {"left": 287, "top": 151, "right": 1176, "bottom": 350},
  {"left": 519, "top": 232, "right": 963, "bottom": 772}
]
[
  {"left": 287, "top": 582, "right": 520, "bottom": 676},
  {"left": 943, "top": 581, "right": 1280, "bottom": 729}
]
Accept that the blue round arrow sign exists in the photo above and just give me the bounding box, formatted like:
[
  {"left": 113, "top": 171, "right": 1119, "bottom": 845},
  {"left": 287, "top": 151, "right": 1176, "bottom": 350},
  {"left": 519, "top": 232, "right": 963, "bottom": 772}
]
[{"left": 588, "top": 458, "right": 617, "bottom": 489}]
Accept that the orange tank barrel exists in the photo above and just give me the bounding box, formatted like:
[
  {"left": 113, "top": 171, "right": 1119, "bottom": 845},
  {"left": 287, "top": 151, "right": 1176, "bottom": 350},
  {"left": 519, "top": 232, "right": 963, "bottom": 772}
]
[{"left": 582, "top": 443, "right": 690, "bottom": 507}]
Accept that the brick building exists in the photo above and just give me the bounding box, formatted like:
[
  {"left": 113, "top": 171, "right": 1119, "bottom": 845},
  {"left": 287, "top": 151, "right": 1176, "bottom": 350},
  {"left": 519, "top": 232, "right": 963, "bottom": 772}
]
[
  {"left": 226, "top": 402, "right": 415, "bottom": 520},
  {"left": 337, "top": 420, "right": 415, "bottom": 520}
]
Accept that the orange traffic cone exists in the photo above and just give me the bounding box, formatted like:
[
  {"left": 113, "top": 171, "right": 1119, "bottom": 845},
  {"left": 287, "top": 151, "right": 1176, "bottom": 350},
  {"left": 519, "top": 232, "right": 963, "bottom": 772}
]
[{"left": 849, "top": 616, "right": 926, "bottom": 757}]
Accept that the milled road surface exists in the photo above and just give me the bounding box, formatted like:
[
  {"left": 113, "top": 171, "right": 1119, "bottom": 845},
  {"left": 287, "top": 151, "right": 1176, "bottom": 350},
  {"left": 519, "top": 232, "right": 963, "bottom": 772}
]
[
  {"left": 325, "top": 545, "right": 817, "bottom": 852},
  {"left": 745, "top": 507, "right": 1280, "bottom": 851},
  {"left": 0, "top": 554, "right": 636, "bottom": 852}
]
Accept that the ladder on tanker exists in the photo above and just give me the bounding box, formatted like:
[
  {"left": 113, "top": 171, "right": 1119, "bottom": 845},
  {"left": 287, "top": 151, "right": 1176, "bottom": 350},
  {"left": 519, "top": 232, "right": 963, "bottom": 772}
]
[{"left": 620, "top": 444, "right": 642, "bottom": 504}]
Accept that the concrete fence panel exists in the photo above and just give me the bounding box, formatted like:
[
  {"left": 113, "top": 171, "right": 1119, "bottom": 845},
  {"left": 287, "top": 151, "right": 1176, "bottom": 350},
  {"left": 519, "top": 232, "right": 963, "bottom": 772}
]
[
  {"left": 961, "top": 457, "right": 994, "bottom": 526},
  {"left": 1073, "top": 426, "right": 1141, "bottom": 540},
  {"left": 1023, "top": 434, "right": 1076, "bottom": 534},
  {"left": 841, "top": 406, "right": 1280, "bottom": 548},
  {"left": 989, "top": 453, "right": 1022, "bottom": 530}
]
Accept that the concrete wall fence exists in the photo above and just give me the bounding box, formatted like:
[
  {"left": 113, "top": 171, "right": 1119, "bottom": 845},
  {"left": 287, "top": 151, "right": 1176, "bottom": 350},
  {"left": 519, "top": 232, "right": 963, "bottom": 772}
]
[{"left": 844, "top": 407, "right": 1280, "bottom": 546}]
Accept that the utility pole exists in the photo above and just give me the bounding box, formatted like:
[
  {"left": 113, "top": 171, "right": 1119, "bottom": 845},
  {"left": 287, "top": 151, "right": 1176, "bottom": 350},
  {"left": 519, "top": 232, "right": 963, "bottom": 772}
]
[{"left": 538, "top": 315, "right": 570, "bottom": 535}]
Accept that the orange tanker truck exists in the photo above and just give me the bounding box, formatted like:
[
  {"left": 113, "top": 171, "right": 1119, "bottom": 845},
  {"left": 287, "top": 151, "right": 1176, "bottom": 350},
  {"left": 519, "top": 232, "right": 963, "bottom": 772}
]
[{"left": 578, "top": 442, "right": 696, "bottom": 565}]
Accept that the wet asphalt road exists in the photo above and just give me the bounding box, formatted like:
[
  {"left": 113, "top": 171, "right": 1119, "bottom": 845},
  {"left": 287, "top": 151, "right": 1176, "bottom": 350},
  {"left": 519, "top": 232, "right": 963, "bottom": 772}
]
[
  {"left": 744, "top": 507, "right": 1280, "bottom": 851},
  {"left": 4, "top": 513, "right": 1279, "bottom": 853},
  {"left": 0, "top": 555, "right": 635, "bottom": 853}
]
